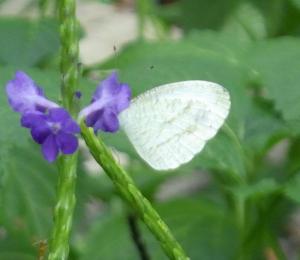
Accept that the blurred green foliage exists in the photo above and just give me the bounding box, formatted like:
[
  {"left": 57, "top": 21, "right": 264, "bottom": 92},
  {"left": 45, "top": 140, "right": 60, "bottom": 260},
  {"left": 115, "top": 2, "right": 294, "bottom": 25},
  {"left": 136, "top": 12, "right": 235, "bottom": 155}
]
[
  {"left": 0, "top": 18, "right": 59, "bottom": 66},
  {"left": 1, "top": 0, "right": 300, "bottom": 259}
]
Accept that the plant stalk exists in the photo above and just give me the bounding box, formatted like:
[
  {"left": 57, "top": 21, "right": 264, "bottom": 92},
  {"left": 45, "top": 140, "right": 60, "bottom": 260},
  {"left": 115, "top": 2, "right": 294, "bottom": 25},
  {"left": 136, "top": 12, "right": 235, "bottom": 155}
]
[
  {"left": 48, "top": 154, "right": 78, "bottom": 260},
  {"left": 58, "top": 0, "right": 79, "bottom": 116},
  {"left": 80, "top": 122, "right": 189, "bottom": 260},
  {"left": 48, "top": 0, "right": 79, "bottom": 259}
]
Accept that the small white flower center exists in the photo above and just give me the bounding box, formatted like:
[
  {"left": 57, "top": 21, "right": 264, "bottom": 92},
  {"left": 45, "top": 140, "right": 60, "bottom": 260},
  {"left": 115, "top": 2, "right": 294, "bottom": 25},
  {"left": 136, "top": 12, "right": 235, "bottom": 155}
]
[{"left": 50, "top": 122, "right": 61, "bottom": 134}]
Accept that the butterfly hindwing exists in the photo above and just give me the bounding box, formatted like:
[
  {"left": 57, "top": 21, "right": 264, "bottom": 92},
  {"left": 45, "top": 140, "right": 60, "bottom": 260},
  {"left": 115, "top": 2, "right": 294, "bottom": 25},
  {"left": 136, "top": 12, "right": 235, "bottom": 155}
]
[{"left": 119, "top": 81, "right": 231, "bottom": 170}]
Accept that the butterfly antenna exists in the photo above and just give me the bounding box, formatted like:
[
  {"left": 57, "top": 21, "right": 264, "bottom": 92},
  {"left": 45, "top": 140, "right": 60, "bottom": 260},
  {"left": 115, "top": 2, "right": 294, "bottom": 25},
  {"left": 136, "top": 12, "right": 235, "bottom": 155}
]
[{"left": 112, "top": 44, "right": 120, "bottom": 70}]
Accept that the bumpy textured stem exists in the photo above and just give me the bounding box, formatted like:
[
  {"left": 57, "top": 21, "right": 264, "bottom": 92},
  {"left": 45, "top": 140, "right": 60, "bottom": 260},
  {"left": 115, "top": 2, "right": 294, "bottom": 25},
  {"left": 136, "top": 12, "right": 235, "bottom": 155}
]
[
  {"left": 81, "top": 122, "right": 189, "bottom": 260},
  {"left": 48, "top": 154, "right": 78, "bottom": 260},
  {"left": 58, "top": 0, "right": 79, "bottom": 116},
  {"left": 48, "top": 0, "right": 79, "bottom": 259}
]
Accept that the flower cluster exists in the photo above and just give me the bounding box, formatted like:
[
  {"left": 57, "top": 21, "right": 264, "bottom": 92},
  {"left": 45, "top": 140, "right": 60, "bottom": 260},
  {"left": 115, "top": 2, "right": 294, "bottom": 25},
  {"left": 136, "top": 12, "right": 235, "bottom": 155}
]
[{"left": 6, "top": 71, "right": 131, "bottom": 162}]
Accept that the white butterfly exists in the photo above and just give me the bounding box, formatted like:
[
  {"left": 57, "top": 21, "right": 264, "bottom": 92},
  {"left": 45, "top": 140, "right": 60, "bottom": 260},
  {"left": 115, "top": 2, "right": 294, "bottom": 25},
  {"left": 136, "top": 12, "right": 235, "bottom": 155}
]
[{"left": 119, "top": 80, "right": 231, "bottom": 170}]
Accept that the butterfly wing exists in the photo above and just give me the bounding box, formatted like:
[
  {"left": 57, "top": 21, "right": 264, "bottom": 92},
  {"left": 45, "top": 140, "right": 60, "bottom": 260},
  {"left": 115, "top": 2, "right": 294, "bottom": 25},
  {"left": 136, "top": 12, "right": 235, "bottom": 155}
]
[{"left": 119, "top": 81, "right": 231, "bottom": 170}]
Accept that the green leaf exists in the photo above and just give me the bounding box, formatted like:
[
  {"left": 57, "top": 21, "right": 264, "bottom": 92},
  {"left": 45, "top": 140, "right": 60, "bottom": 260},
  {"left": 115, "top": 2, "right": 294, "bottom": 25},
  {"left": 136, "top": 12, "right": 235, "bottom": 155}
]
[
  {"left": 0, "top": 18, "right": 59, "bottom": 66},
  {"left": 0, "top": 143, "right": 57, "bottom": 238},
  {"left": 243, "top": 99, "right": 288, "bottom": 154},
  {"left": 289, "top": 0, "right": 300, "bottom": 9},
  {"left": 287, "top": 137, "right": 300, "bottom": 173},
  {"left": 79, "top": 212, "right": 140, "bottom": 260},
  {"left": 157, "top": 0, "right": 286, "bottom": 38},
  {"left": 194, "top": 131, "right": 246, "bottom": 177},
  {"left": 279, "top": 2, "right": 300, "bottom": 36},
  {"left": 79, "top": 198, "right": 238, "bottom": 260},
  {"left": 246, "top": 37, "right": 300, "bottom": 134},
  {"left": 222, "top": 0, "right": 268, "bottom": 40},
  {"left": 145, "top": 198, "right": 239, "bottom": 260},
  {"left": 223, "top": 0, "right": 286, "bottom": 40},
  {"left": 164, "top": 0, "right": 239, "bottom": 32},
  {"left": 0, "top": 229, "right": 36, "bottom": 260},
  {"left": 186, "top": 30, "right": 251, "bottom": 61},
  {"left": 231, "top": 178, "right": 281, "bottom": 201},
  {"left": 0, "top": 252, "right": 34, "bottom": 260},
  {"left": 284, "top": 173, "right": 300, "bottom": 203}
]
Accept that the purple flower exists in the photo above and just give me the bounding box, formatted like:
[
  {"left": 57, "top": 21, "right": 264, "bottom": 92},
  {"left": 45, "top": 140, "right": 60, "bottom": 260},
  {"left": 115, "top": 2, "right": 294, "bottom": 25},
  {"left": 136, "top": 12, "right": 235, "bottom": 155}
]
[
  {"left": 21, "top": 108, "right": 80, "bottom": 162},
  {"left": 5, "top": 71, "right": 80, "bottom": 162},
  {"left": 6, "top": 71, "right": 59, "bottom": 114},
  {"left": 79, "top": 72, "right": 131, "bottom": 133}
]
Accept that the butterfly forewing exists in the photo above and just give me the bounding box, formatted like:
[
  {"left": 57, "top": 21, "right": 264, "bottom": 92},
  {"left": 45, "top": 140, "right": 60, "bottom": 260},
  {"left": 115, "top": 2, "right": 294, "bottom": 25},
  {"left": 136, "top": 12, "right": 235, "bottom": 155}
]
[{"left": 119, "top": 81, "right": 231, "bottom": 170}]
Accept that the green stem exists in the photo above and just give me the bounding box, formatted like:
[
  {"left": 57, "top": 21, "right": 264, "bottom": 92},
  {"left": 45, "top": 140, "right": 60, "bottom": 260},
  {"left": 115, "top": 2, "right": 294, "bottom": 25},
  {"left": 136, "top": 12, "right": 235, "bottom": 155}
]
[
  {"left": 48, "top": 154, "right": 78, "bottom": 260},
  {"left": 234, "top": 195, "right": 245, "bottom": 233},
  {"left": 239, "top": 196, "right": 286, "bottom": 260},
  {"left": 136, "top": 0, "right": 166, "bottom": 40},
  {"left": 80, "top": 122, "right": 189, "bottom": 260},
  {"left": 136, "top": 0, "right": 148, "bottom": 39},
  {"left": 223, "top": 123, "right": 251, "bottom": 174},
  {"left": 58, "top": 0, "right": 79, "bottom": 116},
  {"left": 48, "top": 0, "right": 79, "bottom": 259}
]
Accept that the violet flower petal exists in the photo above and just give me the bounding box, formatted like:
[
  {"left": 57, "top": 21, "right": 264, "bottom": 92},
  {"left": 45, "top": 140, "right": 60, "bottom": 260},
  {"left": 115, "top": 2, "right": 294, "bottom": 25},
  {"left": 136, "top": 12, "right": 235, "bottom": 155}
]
[
  {"left": 48, "top": 107, "right": 70, "bottom": 122},
  {"left": 21, "top": 112, "right": 46, "bottom": 128},
  {"left": 31, "top": 124, "right": 51, "bottom": 144},
  {"left": 42, "top": 135, "right": 59, "bottom": 162},
  {"left": 79, "top": 72, "right": 131, "bottom": 133},
  {"left": 56, "top": 132, "right": 78, "bottom": 154},
  {"left": 85, "top": 109, "right": 103, "bottom": 127},
  {"left": 48, "top": 107, "right": 80, "bottom": 134},
  {"left": 93, "top": 109, "right": 119, "bottom": 133},
  {"left": 63, "top": 120, "right": 80, "bottom": 134},
  {"left": 92, "top": 72, "right": 120, "bottom": 100},
  {"left": 114, "top": 83, "right": 131, "bottom": 113},
  {"left": 6, "top": 71, "right": 59, "bottom": 114}
]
